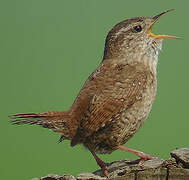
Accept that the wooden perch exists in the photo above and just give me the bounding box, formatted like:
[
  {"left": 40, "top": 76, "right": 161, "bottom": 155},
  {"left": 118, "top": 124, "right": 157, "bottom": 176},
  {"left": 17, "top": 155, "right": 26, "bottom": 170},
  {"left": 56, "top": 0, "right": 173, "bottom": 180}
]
[{"left": 32, "top": 148, "right": 189, "bottom": 180}]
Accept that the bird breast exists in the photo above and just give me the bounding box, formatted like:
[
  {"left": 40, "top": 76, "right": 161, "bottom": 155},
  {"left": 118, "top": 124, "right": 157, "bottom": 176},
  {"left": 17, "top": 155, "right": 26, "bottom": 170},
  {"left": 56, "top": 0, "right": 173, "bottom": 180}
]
[{"left": 81, "top": 61, "right": 157, "bottom": 154}]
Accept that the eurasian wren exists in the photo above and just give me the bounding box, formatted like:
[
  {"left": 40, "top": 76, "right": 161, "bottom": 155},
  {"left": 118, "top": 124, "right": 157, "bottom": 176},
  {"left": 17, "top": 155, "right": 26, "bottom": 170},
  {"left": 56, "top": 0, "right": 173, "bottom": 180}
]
[{"left": 10, "top": 10, "right": 178, "bottom": 176}]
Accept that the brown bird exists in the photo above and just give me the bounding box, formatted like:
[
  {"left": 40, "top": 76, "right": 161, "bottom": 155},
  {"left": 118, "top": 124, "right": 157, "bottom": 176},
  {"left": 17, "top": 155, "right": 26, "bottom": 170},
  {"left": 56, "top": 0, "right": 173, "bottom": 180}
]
[{"left": 10, "top": 10, "right": 178, "bottom": 176}]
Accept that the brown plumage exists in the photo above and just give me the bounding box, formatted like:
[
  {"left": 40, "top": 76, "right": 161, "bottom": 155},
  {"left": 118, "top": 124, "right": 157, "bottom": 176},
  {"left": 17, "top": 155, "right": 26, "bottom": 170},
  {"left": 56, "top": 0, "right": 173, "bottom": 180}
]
[{"left": 10, "top": 10, "right": 177, "bottom": 176}]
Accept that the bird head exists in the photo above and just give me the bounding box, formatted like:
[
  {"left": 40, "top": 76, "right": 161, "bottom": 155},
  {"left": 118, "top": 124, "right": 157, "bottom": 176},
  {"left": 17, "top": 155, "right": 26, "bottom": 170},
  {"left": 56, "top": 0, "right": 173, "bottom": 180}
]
[{"left": 103, "top": 10, "right": 178, "bottom": 62}]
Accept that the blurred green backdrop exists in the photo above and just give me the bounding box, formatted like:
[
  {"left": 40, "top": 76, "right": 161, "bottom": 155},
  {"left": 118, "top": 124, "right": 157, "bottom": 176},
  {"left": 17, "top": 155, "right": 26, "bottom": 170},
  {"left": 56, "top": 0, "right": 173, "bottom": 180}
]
[{"left": 1, "top": 0, "right": 188, "bottom": 179}]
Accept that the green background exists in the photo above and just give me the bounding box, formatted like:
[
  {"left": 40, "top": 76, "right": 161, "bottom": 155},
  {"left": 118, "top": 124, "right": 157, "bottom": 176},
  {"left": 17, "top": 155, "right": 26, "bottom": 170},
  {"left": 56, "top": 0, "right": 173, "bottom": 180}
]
[{"left": 1, "top": 0, "right": 188, "bottom": 179}]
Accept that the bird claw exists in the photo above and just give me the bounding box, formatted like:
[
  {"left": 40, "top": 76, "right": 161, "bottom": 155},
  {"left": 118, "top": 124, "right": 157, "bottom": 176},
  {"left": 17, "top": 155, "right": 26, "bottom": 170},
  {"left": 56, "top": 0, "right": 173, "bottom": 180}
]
[
  {"left": 138, "top": 153, "right": 158, "bottom": 166},
  {"left": 102, "top": 167, "right": 109, "bottom": 177},
  {"left": 98, "top": 161, "right": 109, "bottom": 177},
  {"left": 90, "top": 150, "right": 109, "bottom": 177}
]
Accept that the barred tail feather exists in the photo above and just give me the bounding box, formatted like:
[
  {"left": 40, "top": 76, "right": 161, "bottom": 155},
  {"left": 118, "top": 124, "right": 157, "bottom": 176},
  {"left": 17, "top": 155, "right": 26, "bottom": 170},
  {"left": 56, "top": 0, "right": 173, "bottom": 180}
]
[{"left": 9, "top": 111, "right": 71, "bottom": 139}]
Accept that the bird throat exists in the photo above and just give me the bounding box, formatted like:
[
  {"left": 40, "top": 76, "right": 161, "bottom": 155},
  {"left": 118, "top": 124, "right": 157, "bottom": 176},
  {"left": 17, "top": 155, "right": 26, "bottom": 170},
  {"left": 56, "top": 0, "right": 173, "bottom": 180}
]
[{"left": 103, "top": 37, "right": 163, "bottom": 73}]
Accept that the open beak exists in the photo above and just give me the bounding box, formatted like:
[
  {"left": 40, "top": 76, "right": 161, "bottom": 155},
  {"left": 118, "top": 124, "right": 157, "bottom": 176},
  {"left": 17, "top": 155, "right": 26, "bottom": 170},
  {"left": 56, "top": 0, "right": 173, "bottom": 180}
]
[{"left": 147, "top": 9, "right": 179, "bottom": 39}]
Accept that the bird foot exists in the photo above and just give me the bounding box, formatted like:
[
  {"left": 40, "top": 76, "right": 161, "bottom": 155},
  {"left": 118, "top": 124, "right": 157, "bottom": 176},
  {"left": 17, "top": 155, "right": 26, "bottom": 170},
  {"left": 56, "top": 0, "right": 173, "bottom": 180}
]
[
  {"left": 118, "top": 145, "right": 158, "bottom": 165},
  {"left": 95, "top": 156, "right": 109, "bottom": 177},
  {"left": 102, "top": 166, "right": 108, "bottom": 177},
  {"left": 137, "top": 153, "right": 158, "bottom": 166},
  {"left": 90, "top": 150, "right": 109, "bottom": 177}
]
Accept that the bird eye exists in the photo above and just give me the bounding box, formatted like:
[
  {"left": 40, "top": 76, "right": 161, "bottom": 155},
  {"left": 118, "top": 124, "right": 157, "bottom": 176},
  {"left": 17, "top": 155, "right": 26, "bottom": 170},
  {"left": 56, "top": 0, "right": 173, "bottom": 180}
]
[{"left": 133, "top": 25, "right": 142, "bottom": 32}]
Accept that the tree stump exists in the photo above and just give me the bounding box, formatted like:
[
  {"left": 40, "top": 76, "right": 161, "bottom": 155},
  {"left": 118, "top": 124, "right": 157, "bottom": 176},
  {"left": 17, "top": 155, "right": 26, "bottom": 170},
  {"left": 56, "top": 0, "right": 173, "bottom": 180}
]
[{"left": 32, "top": 148, "right": 189, "bottom": 180}]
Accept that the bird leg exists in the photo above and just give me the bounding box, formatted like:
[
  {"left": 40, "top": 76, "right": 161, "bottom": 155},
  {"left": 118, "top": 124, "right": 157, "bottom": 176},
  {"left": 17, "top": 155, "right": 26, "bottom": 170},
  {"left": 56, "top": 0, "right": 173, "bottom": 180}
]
[
  {"left": 90, "top": 150, "right": 108, "bottom": 177},
  {"left": 117, "top": 145, "right": 156, "bottom": 165}
]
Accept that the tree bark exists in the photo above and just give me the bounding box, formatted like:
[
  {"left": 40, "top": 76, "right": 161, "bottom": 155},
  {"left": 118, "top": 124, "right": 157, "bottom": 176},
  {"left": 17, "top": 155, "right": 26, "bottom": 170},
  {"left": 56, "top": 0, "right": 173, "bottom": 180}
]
[{"left": 32, "top": 148, "right": 189, "bottom": 180}]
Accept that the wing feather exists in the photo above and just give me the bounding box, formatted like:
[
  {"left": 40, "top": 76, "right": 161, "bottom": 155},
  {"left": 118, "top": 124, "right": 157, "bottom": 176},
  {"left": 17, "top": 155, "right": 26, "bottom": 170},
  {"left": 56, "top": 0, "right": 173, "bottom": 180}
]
[{"left": 71, "top": 61, "right": 148, "bottom": 146}]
